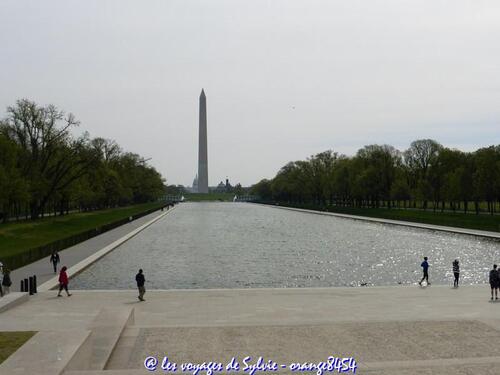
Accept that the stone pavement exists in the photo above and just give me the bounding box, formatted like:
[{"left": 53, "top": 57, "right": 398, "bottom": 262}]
[
  {"left": 1, "top": 285, "right": 500, "bottom": 374},
  {"left": 0, "top": 292, "right": 28, "bottom": 313},
  {"left": 8, "top": 208, "right": 169, "bottom": 292}
]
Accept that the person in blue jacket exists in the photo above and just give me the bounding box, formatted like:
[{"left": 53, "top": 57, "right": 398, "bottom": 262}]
[{"left": 419, "top": 257, "right": 430, "bottom": 286}]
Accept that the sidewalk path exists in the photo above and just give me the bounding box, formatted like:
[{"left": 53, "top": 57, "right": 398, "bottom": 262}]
[
  {"left": 1, "top": 285, "right": 499, "bottom": 374},
  {"left": 8, "top": 209, "right": 167, "bottom": 292}
]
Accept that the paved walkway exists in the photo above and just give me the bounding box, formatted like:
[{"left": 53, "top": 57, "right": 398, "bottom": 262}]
[
  {"left": 1, "top": 285, "right": 499, "bottom": 374},
  {"left": 8, "top": 209, "right": 167, "bottom": 292}
]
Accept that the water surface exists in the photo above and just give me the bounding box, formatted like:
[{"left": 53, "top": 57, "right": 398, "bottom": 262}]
[{"left": 72, "top": 202, "right": 500, "bottom": 289}]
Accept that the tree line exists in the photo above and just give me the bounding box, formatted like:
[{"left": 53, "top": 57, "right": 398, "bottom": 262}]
[
  {"left": 0, "top": 99, "right": 166, "bottom": 221},
  {"left": 251, "top": 139, "right": 500, "bottom": 214}
]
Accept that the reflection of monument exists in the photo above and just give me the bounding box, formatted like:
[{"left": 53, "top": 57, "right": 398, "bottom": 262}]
[
  {"left": 191, "top": 174, "right": 198, "bottom": 193},
  {"left": 197, "top": 89, "right": 209, "bottom": 193}
]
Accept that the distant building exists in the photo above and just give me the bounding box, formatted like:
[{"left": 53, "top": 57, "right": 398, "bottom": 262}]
[
  {"left": 214, "top": 181, "right": 226, "bottom": 193},
  {"left": 214, "top": 177, "right": 233, "bottom": 193}
]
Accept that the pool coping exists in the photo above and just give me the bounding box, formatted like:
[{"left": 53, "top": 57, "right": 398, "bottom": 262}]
[{"left": 66, "top": 283, "right": 489, "bottom": 292}]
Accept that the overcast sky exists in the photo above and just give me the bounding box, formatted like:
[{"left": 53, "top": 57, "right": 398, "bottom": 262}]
[{"left": 1, "top": 1, "right": 499, "bottom": 187}]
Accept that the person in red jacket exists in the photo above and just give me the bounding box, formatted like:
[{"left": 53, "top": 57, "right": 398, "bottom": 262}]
[{"left": 57, "top": 266, "right": 72, "bottom": 297}]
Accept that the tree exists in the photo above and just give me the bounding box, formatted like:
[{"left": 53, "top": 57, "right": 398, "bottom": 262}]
[
  {"left": 403, "top": 139, "right": 442, "bottom": 209},
  {"left": 0, "top": 134, "right": 29, "bottom": 221},
  {"left": 0, "top": 99, "right": 167, "bottom": 220},
  {"left": 356, "top": 145, "right": 400, "bottom": 207},
  {"left": 253, "top": 138, "right": 500, "bottom": 215},
  {"left": 435, "top": 149, "right": 468, "bottom": 212},
  {"left": 234, "top": 183, "right": 244, "bottom": 196},
  {"left": 0, "top": 99, "right": 98, "bottom": 219},
  {"left": 331, "top": 157, "right": 352, "bottom": 206},
  {"left": 473, "top": 146, "right": 500, "bottom": 214},
  {"left": 250, "top": 179, "right": 273, "bottom": 201},
  {"left": 165, "top": 185, "right": 186, "bottom": 196},
  {"left": 308, "top": 150, "right": 338, "bottom": 205}
]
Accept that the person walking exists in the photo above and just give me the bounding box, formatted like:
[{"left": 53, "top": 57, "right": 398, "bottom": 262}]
[
  {"left": 452, "top": 259, "right": 460, "bottom": 288},
  {"left": 50, "top": 250, "right": 60, "bottom": 274},
  {"left": 136, "top": 269, "right": 146, "bottom": 301},
  {"left": 489, "top": 264, "right": 499, "bottom": 301},
  {"left": 1, "top": 268, "right": 12, "bottom": 295},
  {"left": 419, "top": 257, "right": 430, "bottom": 286},
  {"left": 57, "top": 266, "right": 72, "bottom": 297},
  {"left": 0, "top": 262, "right": 3, "bottom": 297}
]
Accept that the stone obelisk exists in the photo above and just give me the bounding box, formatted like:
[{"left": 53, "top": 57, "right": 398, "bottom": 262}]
[{"left": 198, "top": 89, "right": 209, "bottom": 193}]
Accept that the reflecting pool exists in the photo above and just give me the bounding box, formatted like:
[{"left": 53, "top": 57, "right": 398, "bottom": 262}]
[{"left": 72, "top": 202, "right": 500, "bottom": 289}]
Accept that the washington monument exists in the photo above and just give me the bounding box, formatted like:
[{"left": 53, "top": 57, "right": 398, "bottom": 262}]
[{"left": 198, "top": 89, "right": 209, "bottom": 193}]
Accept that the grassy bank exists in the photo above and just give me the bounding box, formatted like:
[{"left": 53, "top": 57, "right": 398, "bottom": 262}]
[
  {"left": 0, "top": 202, "right": 163, "bottom": 267},
  {"left": 184, "top": 193, "right": 235, "bottom": 201},
  {"left": 0, "top": 331, "right": 35, "bottom": 364},
  {"left": 273, "top": 203, "right": 500, "bottom": 233}
]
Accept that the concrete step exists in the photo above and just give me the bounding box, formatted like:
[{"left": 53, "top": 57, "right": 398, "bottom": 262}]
[
  {"left": 0, "top": 292, "right": 29, "bottom": 313},
  {"left": 104, "top": 326, "right": 141, "bottom": 369},
  {"left": 0, "top": 330, "right": 90, "bottom": 375},
  {"left": 64, "top": 307, "right": 134, "bottom": 371}
]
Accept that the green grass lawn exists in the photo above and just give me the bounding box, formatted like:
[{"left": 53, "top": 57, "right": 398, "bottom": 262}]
[
  {"left": 0, "top": 202, "right": 163, "bottom": 261},
  {"left": 0, "top": 331, "right": 36, "bottom": 364},
  {"left": 320, "top": 206, "right": 500, "bottom": 233},
  {"left": 184, "top": 192, "right": 235, "bottom": 201}
]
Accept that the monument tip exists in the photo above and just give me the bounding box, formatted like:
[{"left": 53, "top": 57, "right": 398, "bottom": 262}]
[{"left": 200, "top": 88, "right": 205, "bottom": 97}]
